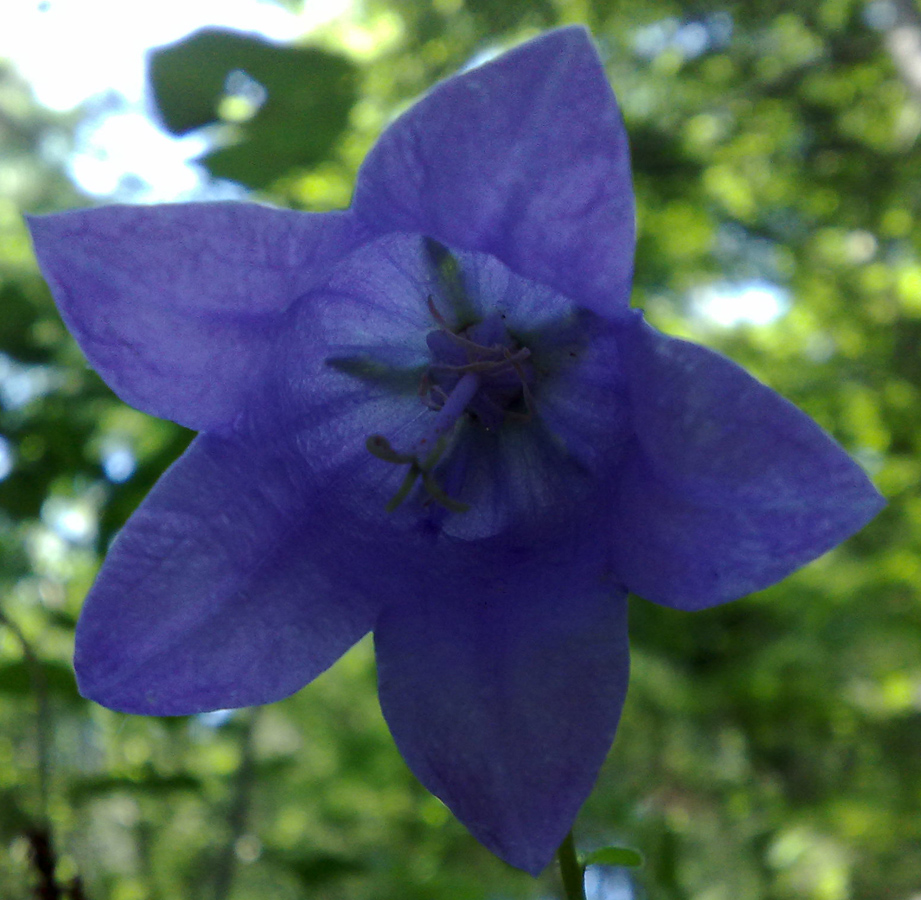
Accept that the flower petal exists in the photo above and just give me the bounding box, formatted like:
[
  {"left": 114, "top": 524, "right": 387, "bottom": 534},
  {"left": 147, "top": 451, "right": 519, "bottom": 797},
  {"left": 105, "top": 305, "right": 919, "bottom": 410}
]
[
  {"left": 353, "top": 27, "right": 634, "bottom": 317},
  {"left": 75, "top": 432, "right": 382, "bottom": 715},
  {"left": 375, "top": 554, "right": 629, "bottom": 874},
  {"left": 27, "top": 203, "right": 364, "bottom": 430},
  {"left": 609, "top": 315, "right": 885, "bottom": 610}
]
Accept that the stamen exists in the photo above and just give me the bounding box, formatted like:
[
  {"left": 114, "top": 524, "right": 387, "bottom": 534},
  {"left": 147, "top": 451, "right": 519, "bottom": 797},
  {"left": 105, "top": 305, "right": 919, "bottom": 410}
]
[
  {"left": 427, "top": 295, "right": 508, "bottom": 359},
  {"left": 366, "top": 435, "right": 414, "bottom": 464},
  {"left": 385, "top": 466, "right": 421, "bottom": 513},
  {"left": 426, "top": 294, "right": 451, "bottom": 329},
  {"left": 502, "top": 346, "right": 535, "bottom": 422},
  {"left": 429, "top": 346, "right": 531, "bottom": 376},
  {"left": 368, "top": 296, "right": 535, "bottom": 515}
]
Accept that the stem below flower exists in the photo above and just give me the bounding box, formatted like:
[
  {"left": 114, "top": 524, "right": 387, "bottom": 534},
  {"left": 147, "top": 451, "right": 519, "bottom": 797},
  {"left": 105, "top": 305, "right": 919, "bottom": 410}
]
[{"left": 557, "top": 831, "right": 586, "bottom": 900}]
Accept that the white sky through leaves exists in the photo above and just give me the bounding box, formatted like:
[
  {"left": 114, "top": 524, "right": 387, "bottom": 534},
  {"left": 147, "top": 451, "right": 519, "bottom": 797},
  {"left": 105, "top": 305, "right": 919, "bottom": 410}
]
[{"left": 0, "top": 0, "right": 349, "bottom": 199}]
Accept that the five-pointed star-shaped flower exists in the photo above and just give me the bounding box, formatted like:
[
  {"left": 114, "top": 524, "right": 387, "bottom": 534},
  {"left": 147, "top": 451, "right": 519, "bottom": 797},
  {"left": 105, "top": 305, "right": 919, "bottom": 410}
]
[{"left": 28, "top": 27, "right": 883, "bottom": 874}]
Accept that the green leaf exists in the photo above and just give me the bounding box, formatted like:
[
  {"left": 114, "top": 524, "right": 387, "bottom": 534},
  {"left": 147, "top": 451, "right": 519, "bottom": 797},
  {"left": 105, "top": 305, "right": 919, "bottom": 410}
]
[
  {"left": 581, "top": 846, "right": 644, "bottom": 868},
  {"left": 148, "top": 27, "right": 358, "bottom": 188}
]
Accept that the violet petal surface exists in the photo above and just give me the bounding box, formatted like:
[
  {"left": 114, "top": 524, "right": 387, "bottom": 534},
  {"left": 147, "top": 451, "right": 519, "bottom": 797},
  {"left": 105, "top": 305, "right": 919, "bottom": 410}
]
[
  {"left": 376, "top": 561, "right": 629, "bottom": 875},
  {"left": 353, "top": 26, "right": 635, "bottom": 318},
  {"left": 609, "top": 315, "right": 885, "bottom": 610},
  {"left": 28, "top": 204, "right": 364, "bottom": 430},
  {"left": 75, "top": 432, "right": 382, "bottom": 714}
]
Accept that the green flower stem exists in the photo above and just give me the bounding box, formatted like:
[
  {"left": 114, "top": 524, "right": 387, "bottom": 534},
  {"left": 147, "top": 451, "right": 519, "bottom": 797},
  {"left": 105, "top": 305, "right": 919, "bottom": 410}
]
[{"left": 557, "top": 831, "right": 586, "bottom": 900}]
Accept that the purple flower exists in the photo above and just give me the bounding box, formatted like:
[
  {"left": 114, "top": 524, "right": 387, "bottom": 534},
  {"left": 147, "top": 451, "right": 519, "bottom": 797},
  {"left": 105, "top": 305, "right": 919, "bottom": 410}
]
[{"left": 28, "top": 27, "right": 882, "bottom": 874}]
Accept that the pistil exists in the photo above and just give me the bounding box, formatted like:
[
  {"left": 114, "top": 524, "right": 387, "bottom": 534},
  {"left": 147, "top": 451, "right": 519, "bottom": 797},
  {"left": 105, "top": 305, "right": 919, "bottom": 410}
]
[{"left": 412, "top": 372, "right": 480, "bottom": 458}]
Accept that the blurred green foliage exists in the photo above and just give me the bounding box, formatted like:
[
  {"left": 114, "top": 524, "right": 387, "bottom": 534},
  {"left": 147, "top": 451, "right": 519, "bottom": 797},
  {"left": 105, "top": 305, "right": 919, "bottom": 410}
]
[
  {"left": 149, "top": 28, "right": 358, "bottom": 189},
  {"left": 1, "top": 0, "right": 919, "bottom": 898}
]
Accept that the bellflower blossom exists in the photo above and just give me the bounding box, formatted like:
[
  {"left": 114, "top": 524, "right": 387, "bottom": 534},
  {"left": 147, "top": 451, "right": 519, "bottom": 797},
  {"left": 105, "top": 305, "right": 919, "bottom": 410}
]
[{"left": 28, "top": 27, "right": 882, "bottom": 874}]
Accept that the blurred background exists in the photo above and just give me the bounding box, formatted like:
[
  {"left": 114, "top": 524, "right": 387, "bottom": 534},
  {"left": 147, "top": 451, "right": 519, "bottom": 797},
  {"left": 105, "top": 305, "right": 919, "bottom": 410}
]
[{"left": 0, "top": 0, "right": 919, "bottom": 897}]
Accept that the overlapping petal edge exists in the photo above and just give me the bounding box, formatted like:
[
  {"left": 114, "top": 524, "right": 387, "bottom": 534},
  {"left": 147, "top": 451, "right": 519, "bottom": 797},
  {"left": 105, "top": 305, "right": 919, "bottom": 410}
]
[{"left": 26, "top": 26, "right": 884, "bottom": 875}]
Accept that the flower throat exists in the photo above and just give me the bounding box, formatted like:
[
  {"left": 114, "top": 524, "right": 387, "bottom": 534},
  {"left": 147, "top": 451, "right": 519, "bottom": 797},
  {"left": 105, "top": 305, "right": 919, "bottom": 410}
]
[{"left": 367, "top": 295, "right": 534, "bottom": 513}]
